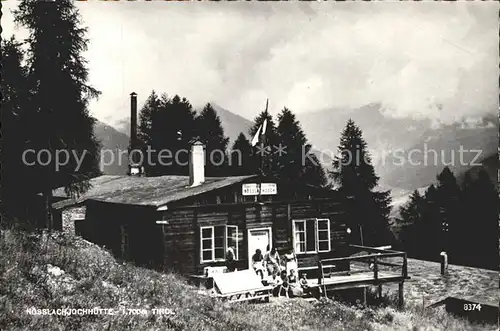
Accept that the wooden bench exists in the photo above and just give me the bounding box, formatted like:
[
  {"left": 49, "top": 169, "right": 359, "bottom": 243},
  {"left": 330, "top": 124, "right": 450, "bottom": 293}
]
[
  {"left": 211, "top": 270, "right": 273, "bottom": 303},
  {"left": 214, "top": 286, "right": 273, "bottom": 303}
]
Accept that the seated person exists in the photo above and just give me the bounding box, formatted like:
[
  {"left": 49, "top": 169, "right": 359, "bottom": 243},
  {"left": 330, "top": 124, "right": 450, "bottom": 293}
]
[
  {"left": 299, "top": 273, "right": 314, "bottom": 296},
  {"left": 225, "top": 247, "right": 236, "bottom": 272},
  {"left": 264, "top": 247, "right": 281, "bottom": 277},
  {"left": 268, "top": 272, "right": 283, "bottom": 296},
  {"left": 277, "top": 270, "right": 289, "bottom": 298},
  {"left": 288, "top": 269, "right": 303, "bottom": 297},
  {"left": 251, "top": 249, "right": 265, "bottom": 279}
]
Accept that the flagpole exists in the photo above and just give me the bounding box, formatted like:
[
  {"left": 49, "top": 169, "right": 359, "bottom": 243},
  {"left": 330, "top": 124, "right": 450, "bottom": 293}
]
[{"left": 258, "top": 99, "right": 269, "bottom": 203}]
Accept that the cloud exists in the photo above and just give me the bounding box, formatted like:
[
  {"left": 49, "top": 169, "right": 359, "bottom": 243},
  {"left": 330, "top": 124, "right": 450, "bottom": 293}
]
[{"left": 2, "top": 1, "right": 498, "bottom": 127}]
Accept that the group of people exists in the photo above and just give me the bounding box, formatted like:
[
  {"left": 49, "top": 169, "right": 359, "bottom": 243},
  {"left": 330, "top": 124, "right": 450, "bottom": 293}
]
[{"left": 251, "top": 246, "right": 313, "bottom": 298}]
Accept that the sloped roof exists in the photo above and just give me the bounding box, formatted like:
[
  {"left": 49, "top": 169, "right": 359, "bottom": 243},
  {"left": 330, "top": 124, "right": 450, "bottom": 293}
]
[{"left": 52, "top": 174, "right": 257, "bottom": 210}]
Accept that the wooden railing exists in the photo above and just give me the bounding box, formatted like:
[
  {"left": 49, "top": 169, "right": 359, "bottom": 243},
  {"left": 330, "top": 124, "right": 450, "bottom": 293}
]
[{"left": 316, "top": 245, "right": 408, "bottom": 297}]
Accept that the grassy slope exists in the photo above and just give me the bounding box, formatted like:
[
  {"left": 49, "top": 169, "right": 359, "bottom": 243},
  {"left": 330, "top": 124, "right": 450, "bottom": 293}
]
[{"left": 0, "top": 229, "right": 493, "bottom": 331}]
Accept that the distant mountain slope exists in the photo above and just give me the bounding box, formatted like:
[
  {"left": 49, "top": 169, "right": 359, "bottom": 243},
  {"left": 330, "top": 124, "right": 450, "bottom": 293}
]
[
  {"left": 94, "top": 120, "right": 129, "bottom": 175},
  {"left": 209, "top": 103, "right": 254, "bottom": 145},
  {"left": 296, "top": 103, "right": 431, "bottom": 177},
  {"left": 383, "top": 120, "right": 497, "bottom": 190},
  {"left": 457, "top": 152, "right": 498, "bottom": 187},
  {"left": 296, "top": 104, "right": 497, "bottom": 192}
]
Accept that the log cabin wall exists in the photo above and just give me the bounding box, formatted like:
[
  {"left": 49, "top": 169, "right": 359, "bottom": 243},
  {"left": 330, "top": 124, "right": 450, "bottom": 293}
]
[
  {"left": 161, "top": 204, "right": 249, "bottom": 275},
  {"left": 169, "top": 178, "right": 337, "bottom": 208},
  {"left": 160, "top": 197, "right": 351, "bottom": 276},
  {"left": 284, "top": 199, "right": 351, "bottom": 275},
  {"left": 85, "top": 200, "right": 162, "bottom": 268}
]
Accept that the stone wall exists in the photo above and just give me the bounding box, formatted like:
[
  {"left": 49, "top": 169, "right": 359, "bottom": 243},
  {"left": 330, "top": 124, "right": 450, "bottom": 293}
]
[{"left": 62, "top": 207, "right": 86, "bottom": 234}]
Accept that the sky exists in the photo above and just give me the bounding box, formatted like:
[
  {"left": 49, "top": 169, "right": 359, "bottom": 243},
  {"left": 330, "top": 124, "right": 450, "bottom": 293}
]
[{"left": 2, "top": 1, "right": 498, "bottom": 129}]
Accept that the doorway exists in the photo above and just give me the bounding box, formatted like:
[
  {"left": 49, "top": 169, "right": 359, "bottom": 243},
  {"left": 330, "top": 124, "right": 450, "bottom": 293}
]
[{"left": 247, "top": 227, "right": 272, "bottom": 269}]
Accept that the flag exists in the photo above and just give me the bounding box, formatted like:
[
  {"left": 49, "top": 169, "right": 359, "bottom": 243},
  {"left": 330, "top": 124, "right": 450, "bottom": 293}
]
[
  {"left": 251, "top": 119, "right": 268, "bottom": 147},
  {"left": 251, "top": 99, "right": 269, "bottom": 147},
  {"left": 251, "top": 124, "right": 262, "bottom": 147},
  {"left": 262, "top": 119, "right": 268, "bottom": 136}
]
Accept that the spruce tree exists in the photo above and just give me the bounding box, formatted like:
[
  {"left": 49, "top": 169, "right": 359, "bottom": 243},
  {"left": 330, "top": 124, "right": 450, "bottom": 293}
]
[
  {"left": 419, "top": 184, "right": 441, "bottom": 260},
  {"left": 275, "top": 107, "right": 327, "bottom": 187},
  {"left": 229, "top": 133, "right": 257, "bottom": 176},
  {"left": 138, "top": 90, "right": 160, "bottom": 147},
  {"left": 399, "top": 190, "right": 425, "bottom": 226},
  {"left": 137, "top": 90, "right": 161, "bottom": 176},
  {"left": 398, "top": 190, "right": 426, "bottom": 257},
  {"left": 14, "top": 0, "right": 101, "bottom": 229},
  {"left": 195, "top": 103, "right": 230, "bottom": 176},
  {"left": 329, "top": 119, "right": 393, "bottom": 246},
  {"left": 0, "top": 38, "right": 31, "bottom": 225},
  {"left": 459, "top": 169, "right": 498, "bottom": 269},
  {"left": 148, "top": 94, "right": 196, "bottom": 176},
  {"left": 301, "top": 153, "right": 329, "bottom": 188},
  {"left": 435, "top": 167, "right": 461, "bottom": 259}
]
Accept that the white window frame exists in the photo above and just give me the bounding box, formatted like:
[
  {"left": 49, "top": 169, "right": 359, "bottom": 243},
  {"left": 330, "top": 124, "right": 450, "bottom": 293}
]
[
  {"left": 316, "top": 218, "right": 331, "bottom": 253},
  {"left": 292, "top": 218, "right": 331, "bottom": 254},
  {"left": 200, "top": 225, "right": 239, "bottom": 263},
  {"left": 200, "top": 226, "right": 215, "bottom": 263}
]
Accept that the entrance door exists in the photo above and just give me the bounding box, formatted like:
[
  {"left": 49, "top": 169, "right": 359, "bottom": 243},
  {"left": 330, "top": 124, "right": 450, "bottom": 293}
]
[{"left": 247, "top": 228, "right": 272, "bottom": 269}]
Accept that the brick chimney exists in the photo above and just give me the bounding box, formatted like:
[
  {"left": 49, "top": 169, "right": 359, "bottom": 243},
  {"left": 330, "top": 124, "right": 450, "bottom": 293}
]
[
  {"left": 440, "top": 251, "right": 448, "bottom": 275},
  {"left": 129, "top": 92, "right": 142, "bottom": 176},
  {"left": 189, "top": 141, "right": 205, "bottom": 187}
]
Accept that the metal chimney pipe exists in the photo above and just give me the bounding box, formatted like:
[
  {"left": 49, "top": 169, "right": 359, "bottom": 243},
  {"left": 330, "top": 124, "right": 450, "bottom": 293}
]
[
  {"left": 129, "top": 92, "right": 142, "bottom": 176},
  {"left": 130, "top": 92, "right": 138, "bottom": 150}
]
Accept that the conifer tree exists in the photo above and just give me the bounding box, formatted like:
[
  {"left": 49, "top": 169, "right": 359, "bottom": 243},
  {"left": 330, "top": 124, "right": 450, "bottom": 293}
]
[
  {"left": 137, "top": 91, "right": 161, "bottom": 176},
  {"left": 398, "top": 190, "right": 426, "bottom": 257},
  {"left": 146, "top": 94, "right": 196, "bottom": 176},
  {"left": 229, "top": 133, "right": 257, "bottom": 176},
  {"left": 275, "top": 107, "right": 327, "bottom": 187},
  {"left": 419, "top": 184, "right": 442, "bottom": 260},
  {"left": 435, "top": 167, "right": 460, "bottom": 257},
  {"left": 195, "top": 103, "right": 230, "bottom": 176},
  {"left": 329, "top": 119, "right": 393, "bottom": 246},
  {"left": 458, "top": 169, "right": 498, "bottom": 269},
  {"left": 0, "top": 38, "right": 31, "bottom": 225},
  {"left": 138, "top": 90, "right": 160, "bottom": 147},
  {"left": 14, "top": 0, "right": 101, "bottom": 229}
]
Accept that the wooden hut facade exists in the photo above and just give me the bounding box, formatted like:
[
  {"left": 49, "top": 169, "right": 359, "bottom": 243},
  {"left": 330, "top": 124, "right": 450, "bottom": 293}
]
[{"left": 52, "top": 141, "right": 353, "bottom": 275}]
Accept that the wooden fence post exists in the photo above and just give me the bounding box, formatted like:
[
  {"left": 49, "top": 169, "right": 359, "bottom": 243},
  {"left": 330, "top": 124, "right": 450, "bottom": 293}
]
[
  {"left": 398, "top": 281, "right": 404, "bottom": 309},
  {"left": 317, "top": 260, "right": 322, "bottom": 286},
  {"left": 403, "top": 254, "right": 408, "bottom": 278}
]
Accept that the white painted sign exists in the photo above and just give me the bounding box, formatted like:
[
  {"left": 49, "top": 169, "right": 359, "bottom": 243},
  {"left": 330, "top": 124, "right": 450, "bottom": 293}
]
[
  {"left": 242, "top": 183, "right": 277, "bottom": 196},
  {"left": 260, "top": 183, "right": 277, "bottom": 195}
]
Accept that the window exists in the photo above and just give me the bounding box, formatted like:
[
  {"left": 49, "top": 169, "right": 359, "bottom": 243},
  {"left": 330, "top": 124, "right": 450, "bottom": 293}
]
[
  {"left": 293, "top": 219, "right": 331, "bottom": 254},
  {"left": 200, "top": 225, "right": 239, "bottom": 262},
  {"left": 317, "top": 219, "right": 331, "bottom": 252}
]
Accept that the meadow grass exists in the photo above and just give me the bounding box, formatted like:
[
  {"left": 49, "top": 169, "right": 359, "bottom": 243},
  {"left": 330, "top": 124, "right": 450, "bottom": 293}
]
[{"left": 0, "top": 228, "right": 495, "bottom": 331}]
